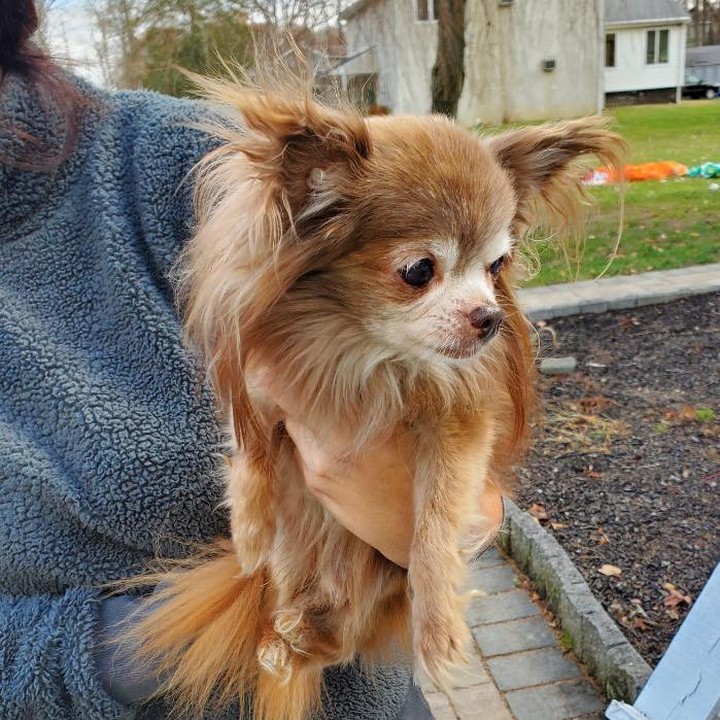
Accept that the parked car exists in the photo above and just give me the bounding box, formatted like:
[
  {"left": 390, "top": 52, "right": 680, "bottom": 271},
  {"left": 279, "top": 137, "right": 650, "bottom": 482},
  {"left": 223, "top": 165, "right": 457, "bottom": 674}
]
[{"left": 682, "top": 74, "right": 720, "bottom": 100}]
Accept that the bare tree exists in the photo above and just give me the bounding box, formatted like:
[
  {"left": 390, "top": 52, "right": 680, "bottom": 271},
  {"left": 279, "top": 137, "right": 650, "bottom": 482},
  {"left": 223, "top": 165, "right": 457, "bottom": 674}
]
[
  {"left": 87, "top": 0, "right": 346, "bottom": 92},
  {"left": 683, "top": 0, "right": 720, "bottom": 46},
  {"left": 243, "top": 0, "right": 341, "bottom": 30},
  {"left": 431, "top": 0, "right": 466, "bottom": 117},
  {"left": 35, "top": 0, "right": 53, "bottom": 50},
  {"left": 88, "top": 0, "right": 155, "bottom": 87},
  {"left": 89, "top": 0, "right": 241, "bottom": 88}
]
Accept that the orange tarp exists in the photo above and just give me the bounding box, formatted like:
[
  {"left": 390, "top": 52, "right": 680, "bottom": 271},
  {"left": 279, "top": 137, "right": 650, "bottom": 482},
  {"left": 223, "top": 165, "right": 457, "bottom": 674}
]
[{"left": 594, "top": 161, "right": 688, "bottom": 183}]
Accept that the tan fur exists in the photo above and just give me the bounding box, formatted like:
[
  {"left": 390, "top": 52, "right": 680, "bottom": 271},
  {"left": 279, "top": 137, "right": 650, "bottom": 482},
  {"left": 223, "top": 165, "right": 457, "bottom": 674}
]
[{"left": 127, "top": 73, "right": 626, "bottom": 719}]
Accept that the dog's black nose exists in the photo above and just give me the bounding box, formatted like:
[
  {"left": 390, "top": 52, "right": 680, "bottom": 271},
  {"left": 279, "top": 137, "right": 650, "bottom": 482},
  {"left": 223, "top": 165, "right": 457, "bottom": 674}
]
[{"left": 469, "top": 306, "right": 503, "bottom": 340}]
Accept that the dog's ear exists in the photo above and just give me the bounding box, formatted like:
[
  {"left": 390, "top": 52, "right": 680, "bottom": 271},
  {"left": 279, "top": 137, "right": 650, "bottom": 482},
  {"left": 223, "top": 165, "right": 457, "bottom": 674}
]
[
  {"left": 200, "top": 77, "right": 371, "bottom": 224},
  {"left": 487, "top": 117, "right": 626, "bottom": 238}
]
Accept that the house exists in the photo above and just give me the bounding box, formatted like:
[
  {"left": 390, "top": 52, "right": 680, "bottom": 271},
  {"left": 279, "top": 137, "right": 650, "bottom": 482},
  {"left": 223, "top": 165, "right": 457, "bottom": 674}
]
[
  {"left": 336, "top": 0, "right": 696, "bottom": 123},
  {"left": 332, "top": 0, "right": 439, "bottom": 115},
  {"left": 336, "top": 0, "right": 604, "bottom": 126},
  {"left": 686, "top": 43, "right": 720, "bottom": 84},
  {"left": 604, "top": 0, "right": 690, "bottom": 104}
]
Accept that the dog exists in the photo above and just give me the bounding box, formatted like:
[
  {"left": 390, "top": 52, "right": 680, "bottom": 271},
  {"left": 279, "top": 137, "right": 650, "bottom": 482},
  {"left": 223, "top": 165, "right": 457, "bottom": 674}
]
[{"left": 129, "top": 72, "right": 624, "bottom": 720}]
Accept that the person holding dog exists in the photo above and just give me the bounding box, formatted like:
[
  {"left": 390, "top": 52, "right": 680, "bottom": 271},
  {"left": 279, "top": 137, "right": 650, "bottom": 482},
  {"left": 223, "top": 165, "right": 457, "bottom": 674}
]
[{"left": 0, "top": 2, "right": 504, "bottom": 717}]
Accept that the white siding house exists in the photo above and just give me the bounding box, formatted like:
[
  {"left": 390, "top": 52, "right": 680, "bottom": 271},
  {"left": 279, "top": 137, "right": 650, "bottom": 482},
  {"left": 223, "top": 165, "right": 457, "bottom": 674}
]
[
  {"left": 336, "top": 0, "right": 693, "bottom": 123},
  {"left": 459, "top": 0, "right": 603, "bottom": 126},
  {"left": 335, "top": 0, "right": 438, "bottom": 115},
  {"left": 338, "top": 0, "right": 603, "bottom": 126},
  {"left": 604, "top": 0, "right": 690, "bottom": 102}
]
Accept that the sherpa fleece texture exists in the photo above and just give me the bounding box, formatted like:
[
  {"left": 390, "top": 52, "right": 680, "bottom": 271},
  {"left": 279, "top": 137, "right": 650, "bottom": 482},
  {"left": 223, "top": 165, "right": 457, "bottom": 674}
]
[{"left": 0, "top": 76, "right": 413, "bottom": 720}]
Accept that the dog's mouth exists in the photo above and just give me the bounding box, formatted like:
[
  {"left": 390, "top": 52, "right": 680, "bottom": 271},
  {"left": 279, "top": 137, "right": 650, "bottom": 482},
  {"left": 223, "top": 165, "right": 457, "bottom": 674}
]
[{"left": 434, "top": 336, "right": 492, "bottom": 360}]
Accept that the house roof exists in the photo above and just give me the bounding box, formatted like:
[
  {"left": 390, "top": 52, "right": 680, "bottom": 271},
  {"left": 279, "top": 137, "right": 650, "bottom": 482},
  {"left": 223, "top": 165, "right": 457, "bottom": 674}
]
[
  {"left": 686, "top": 44, "right": 720, "bottom": 66},
  {"left": 340, "top": 0, "right": 377, "bottom": 21},
  {"left": 605, "top": 0, "right": 690, "bottom": 27},
  {"left": 343, "top": 0, "right": 692, "bottom": 27}
]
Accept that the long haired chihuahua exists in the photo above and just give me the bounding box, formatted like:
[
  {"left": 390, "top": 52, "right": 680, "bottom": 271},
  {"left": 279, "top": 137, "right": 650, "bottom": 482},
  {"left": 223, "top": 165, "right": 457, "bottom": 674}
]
[{"left": 130, "top": 72, "right": 624, "bottom": 720}]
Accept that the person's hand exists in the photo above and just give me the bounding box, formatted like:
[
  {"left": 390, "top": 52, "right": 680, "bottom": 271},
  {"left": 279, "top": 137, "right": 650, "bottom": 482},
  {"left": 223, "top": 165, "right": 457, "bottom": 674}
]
[
  {"left": 256, "top": 370, "right": 415, "bottom": 566},
  {"left": 262, "top": 376, "right": 506, "bottom": 569},
  {"left": 282, "top": 417, "right": 416, "bottom": 568}
]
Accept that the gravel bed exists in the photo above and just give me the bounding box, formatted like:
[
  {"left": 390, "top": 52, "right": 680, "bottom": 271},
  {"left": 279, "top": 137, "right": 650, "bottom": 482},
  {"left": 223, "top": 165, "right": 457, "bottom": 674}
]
[{"left": 516, "top": 291, "right": 720, "bottom": 667}]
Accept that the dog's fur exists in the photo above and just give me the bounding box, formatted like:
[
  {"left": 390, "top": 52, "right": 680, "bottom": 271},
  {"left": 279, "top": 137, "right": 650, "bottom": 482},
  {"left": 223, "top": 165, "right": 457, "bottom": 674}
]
[{"left": 129, "top": 75, "right": 625, "bottom": 720}]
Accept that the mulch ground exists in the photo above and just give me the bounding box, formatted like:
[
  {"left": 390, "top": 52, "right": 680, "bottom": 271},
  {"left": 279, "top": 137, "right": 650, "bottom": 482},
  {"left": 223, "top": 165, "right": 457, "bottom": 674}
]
[{"left": 515, "top": 291, "right": 720, "bottom": 667}]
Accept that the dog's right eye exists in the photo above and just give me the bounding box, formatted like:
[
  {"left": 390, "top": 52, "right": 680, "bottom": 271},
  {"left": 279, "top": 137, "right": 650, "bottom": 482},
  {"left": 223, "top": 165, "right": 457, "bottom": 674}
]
[{"left": 399, "top": 258, "right": 434, "bottom": 287}]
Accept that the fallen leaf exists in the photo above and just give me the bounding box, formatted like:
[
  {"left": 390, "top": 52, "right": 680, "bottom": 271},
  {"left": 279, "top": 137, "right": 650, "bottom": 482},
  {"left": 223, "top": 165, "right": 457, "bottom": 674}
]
[
  {"left": 579, "top": 395, "right": 613, "bottom": 411},
  {"left": 599, "top": 564, "right": 622, "bottom": 577},
  {"left": 528, "top": 502, "right": 548, "bottom": 521},
  {"left": 662, "top": 583, "right": 692, "bottom": 609},
  {"left": 628, "top": 600, "right": 649, "bottom": 620},
  {"left": 618, "top": 315, "right": 641, "bottom": 329},
  {"left": 597, "top": 527, "right": 610, "bottom": 545},
  {"left": 679, "top": 405, "right": 698, "bottom": 422}
]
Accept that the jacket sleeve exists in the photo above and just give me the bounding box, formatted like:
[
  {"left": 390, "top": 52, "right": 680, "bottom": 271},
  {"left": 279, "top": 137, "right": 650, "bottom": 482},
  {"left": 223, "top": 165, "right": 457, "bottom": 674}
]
[
  {"left": 117, "top": 91, "right": 220, "bottom": 288},
  {"left": 0, "top": 590, "right": 136, "bottom": 720}
]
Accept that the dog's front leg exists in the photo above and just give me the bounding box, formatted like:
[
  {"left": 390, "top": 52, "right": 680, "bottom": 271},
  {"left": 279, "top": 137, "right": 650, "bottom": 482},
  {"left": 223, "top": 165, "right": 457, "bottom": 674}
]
[
  {"left": 409, "top": 417, "right": 494, "bottom": 685},
  {"left": 227, "top": 427, "right": 279, "bottom": 575}
]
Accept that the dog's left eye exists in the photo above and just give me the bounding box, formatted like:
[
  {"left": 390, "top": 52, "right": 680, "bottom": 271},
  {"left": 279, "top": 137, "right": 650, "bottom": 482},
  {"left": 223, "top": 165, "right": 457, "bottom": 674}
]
[
  {"left": 399, "top": 258, "right": 435, "bottom": 287},
  {"left": 488, "top": 255, "right": 506, "bottom": 279}
]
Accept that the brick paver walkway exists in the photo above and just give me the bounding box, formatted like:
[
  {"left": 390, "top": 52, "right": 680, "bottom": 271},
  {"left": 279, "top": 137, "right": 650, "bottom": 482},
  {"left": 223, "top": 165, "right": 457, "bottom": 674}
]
[{"left": 420, "top": 548, "right": 606, "bottom": 720}]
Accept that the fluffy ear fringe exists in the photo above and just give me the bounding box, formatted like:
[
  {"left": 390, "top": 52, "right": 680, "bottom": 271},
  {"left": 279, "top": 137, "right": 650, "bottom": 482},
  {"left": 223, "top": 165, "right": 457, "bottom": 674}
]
[
  {"left": 185, "top": 63, "right": 371, "bottom": 223},
  {"left": 487, "top": 274, "right": 537, "bottom": 489},
  {"left": 487, "top": 115, "right": 627, "bottom": 275}
]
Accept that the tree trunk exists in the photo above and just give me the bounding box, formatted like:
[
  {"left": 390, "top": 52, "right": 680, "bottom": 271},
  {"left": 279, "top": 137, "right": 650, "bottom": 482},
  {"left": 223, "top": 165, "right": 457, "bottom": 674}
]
[{"left": 431, "top": 0, "right": 466, "bottom": 118}]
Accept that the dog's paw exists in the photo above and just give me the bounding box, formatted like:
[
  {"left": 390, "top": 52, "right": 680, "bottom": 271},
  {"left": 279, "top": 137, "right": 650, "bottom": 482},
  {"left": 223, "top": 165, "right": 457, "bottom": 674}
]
[
  {"left": 257, "top": 634, "right": 292, "bottom": 681},
  {"left": 273, "top": 609, "right": 310, "bottom": 654},
  {"left": 414, "top": 603, "right": 470, "bottom": 687},
  {"left": 231, "top": 512, "right": 275, "bottom": 575},
  {"left": 272, "top": 605, "right": 346, "bottom": 665}
]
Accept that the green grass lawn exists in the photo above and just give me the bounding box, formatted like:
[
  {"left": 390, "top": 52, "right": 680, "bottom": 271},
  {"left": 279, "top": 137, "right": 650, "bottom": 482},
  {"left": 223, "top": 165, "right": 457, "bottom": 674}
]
[{"left": 521, "top": 100, "right": 720, "bottom": 287}]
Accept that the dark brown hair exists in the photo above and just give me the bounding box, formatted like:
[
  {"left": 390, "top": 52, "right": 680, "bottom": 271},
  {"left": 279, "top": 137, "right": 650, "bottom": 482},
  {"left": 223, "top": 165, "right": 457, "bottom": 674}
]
[{"left": 0, "top": 0, "right": 89, "bottom": 169}]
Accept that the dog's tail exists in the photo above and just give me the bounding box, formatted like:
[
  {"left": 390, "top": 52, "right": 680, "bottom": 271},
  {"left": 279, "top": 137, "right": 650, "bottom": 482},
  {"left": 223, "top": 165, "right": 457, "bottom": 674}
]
[{"left": 123, "top": 539, "right": 323, "bottom": 720}]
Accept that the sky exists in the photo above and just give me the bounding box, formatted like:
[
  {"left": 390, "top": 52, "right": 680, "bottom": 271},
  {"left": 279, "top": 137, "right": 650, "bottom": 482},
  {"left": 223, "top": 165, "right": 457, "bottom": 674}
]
[{"left": 44, "top": 0, "right": 105, "bottom": 85}]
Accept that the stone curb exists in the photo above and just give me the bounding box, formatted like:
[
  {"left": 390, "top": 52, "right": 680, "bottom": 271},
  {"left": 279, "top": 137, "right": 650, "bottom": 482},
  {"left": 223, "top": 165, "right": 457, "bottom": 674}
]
[
  {"left": 517, "top": 263, "right": 720, "bottom": 321},
  {"left": 497, "top": 500, "right": 652, "bottom": 705}
]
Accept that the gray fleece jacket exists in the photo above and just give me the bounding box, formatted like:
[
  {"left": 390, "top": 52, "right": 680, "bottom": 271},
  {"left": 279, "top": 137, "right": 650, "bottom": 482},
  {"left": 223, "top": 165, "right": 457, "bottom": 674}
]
[{"left": 0, "top": 75, "right": 416, "bottom": 720}]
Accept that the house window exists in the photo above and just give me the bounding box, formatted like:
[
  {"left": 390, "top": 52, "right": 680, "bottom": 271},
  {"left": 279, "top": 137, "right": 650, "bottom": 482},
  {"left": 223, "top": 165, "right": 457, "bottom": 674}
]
[
  {"left": 605, "top": 33, "right": 616, "bottom": 67},
  {"left": 416, "top": 0, "right": 439, "bottom": 21},
  {"left": 646, "top": 28, "right": 669, "bottom": 64}
]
